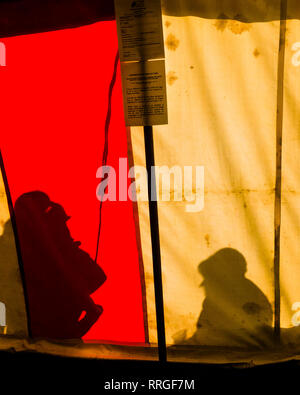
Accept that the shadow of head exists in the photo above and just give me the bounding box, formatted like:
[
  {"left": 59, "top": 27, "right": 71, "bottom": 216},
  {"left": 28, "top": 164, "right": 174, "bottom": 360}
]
[
  {"left": 14, "top": 191, "right": 73, "bottom": 247},
  {"left": 14, "top": 191, "right": 70, "bottom": 224},
  {"left": 199, "top": 248, "right": 247, "bottom": 286},
  {"left": 198, "top": 248, "right": 247, "bottom": 281}
]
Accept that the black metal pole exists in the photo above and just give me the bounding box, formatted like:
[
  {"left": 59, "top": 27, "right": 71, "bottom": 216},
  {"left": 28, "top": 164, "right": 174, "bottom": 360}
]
[{"left": 144, "top": 125, "right": 167, "bottom": 363}]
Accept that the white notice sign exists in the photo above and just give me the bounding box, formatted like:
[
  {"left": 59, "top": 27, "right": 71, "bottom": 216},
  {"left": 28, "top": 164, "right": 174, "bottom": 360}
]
[
  {"left": 121, "top": 60, "right": 168, "bottom": 126},
  {"left": 114, "top": 0, "right": 164, "bottom": 62}
]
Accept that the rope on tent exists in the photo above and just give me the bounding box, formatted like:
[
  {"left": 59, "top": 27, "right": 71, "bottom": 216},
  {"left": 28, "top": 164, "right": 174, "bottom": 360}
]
[
  {"left": 95, "top": 50, "right": 120, "bottom": 263},
  {"left": 0, "top": 150, "right": 32, "bottom": 336},
  {"left": 274, "top": 0, "right": 287, "bottom": 343}
]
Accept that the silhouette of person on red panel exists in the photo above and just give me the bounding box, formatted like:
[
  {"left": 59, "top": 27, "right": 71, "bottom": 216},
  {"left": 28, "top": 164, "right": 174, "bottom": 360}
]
[{"left": 14, "top": 191, "right": 106, "bottom": 339}]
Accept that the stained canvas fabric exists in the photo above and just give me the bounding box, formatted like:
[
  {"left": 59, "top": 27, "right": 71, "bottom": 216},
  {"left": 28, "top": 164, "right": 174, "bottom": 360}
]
[{"left": 131, "top": 0, "right": 300, "bottom": 361}]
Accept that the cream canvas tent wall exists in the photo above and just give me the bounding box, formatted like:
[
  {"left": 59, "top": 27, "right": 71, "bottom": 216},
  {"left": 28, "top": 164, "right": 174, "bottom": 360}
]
[{"left": 1, "top": 0, "right": 300, "bottom": 365}]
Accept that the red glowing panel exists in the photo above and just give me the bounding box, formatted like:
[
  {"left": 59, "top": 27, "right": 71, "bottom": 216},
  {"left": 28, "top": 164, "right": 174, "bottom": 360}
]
[{"left": 0, "top": 21, "right": 146, "bottom": 343}]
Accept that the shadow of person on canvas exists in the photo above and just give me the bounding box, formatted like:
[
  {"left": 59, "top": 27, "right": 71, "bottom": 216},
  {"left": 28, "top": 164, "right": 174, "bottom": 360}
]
[
  {"left": 189, "top": 248, "right": 274, "bottom": 348},
  {"left": 14, "top": 191, "right": 106, "bottom": 340}
]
